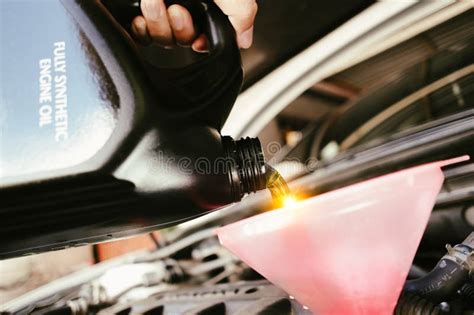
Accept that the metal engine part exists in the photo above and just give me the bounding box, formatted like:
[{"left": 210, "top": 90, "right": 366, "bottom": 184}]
[{"left": 99, "top": 281, "right": 312, "bottom": 315}]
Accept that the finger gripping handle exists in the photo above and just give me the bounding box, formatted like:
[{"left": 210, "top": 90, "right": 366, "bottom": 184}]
[
  {"left": 165, "top": 0, "right": 230, "bottom": 52},
  {"left": 101, "top": 0, "right": 236, "bottom": 54}
]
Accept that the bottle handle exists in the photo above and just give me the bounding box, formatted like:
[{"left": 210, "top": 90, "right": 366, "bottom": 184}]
[{"left": 101, "top": 0, "right": 243, "bottom": 130}]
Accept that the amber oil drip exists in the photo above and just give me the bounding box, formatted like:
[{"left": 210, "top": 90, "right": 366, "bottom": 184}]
[{"left": 266, "top": 164, "right": 293, "bottom": 207}]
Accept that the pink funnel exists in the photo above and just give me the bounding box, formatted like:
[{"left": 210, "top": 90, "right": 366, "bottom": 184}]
[{"left": 217, "top": 156, "right": 469, "bottom": 315}]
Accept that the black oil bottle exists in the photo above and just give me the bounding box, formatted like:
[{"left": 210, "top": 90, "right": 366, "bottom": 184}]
[{"left": 0, "top": 0, "right": 267, "bottom": 259}]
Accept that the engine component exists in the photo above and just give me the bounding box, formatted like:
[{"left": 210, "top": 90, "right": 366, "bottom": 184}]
[
  {"left": 404, "top": 232, "right": 474, "bottom": 302},
  {"left": 98, "top": 281, "right": 312, "bottom": 315},
  {"left": 460, "top": 283, "right": 474, "bottom": 302},
  {"left": 395, "top": 294, "right": 450, "bottom": 315}
]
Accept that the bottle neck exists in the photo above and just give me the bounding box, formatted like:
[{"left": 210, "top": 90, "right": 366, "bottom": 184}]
[{"left": 222, "top": 136, "right": 267, "bottom": 201}]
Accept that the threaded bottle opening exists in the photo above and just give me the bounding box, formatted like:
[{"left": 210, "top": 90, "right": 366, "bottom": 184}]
[{"left": 223, "top": 136, "right": 266, "bottom": 201}]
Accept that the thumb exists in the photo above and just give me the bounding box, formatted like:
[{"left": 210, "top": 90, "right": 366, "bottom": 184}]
[
  {"left": 214, "top": 0, "right": 258, "bottom": 48},
  {"left": 238, "top": 26, "right": 254, "bottom": 49}
]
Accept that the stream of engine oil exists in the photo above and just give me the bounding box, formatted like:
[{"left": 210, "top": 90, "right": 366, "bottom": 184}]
[{"left": 265, "top": 164, "right": 293, "bottom": 207}]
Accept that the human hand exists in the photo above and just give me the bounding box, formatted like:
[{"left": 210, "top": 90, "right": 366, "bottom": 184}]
[{"left": 131, "top": 0, "right": 257, "bottom": 52}]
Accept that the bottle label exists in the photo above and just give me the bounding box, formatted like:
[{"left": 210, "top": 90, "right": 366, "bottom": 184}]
[{"left": 0, "top": 1, "right": 118, "bottom": 180}]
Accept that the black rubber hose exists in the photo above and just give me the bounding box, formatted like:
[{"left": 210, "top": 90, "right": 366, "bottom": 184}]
[
  {"left": 460, "top": 283, "right": 474, "bottom": 303},
  {"left": 395, "top": 294, "right": 449, "bottom": 315},
  {"left": 404, "top": 258, "right": 470, "bottom": 303},
  {"left": 405, "top": 232, "right": 474, "bottom": 303}
]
